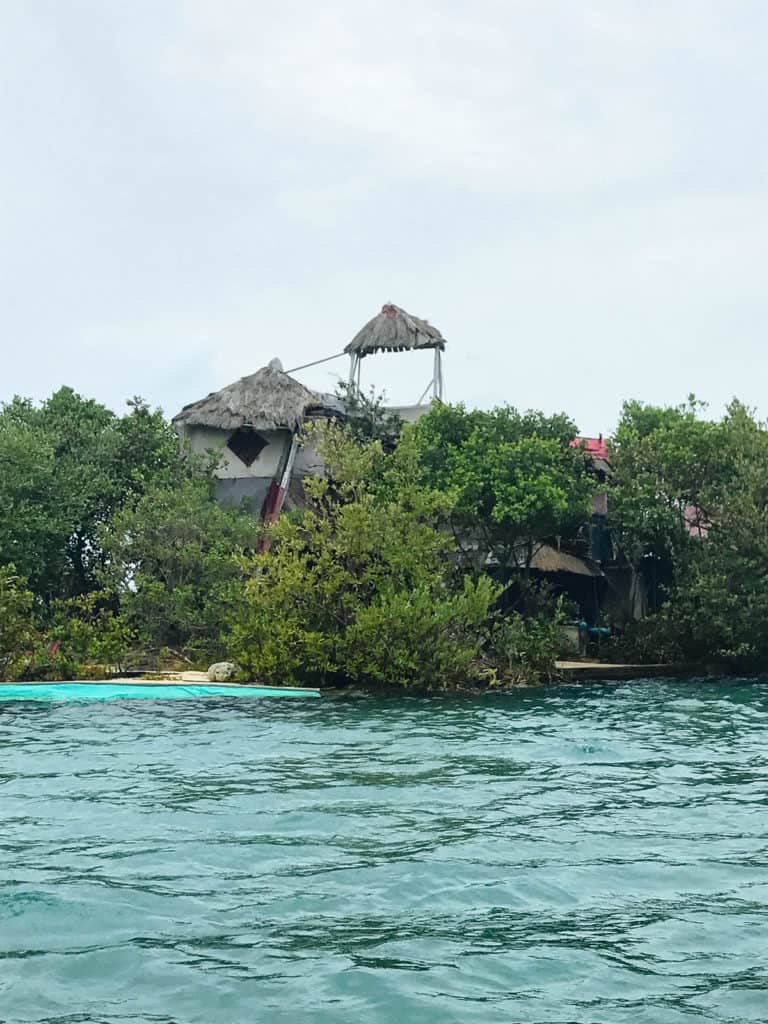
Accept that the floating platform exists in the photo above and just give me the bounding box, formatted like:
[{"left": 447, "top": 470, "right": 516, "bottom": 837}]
[{"left": 0, "top": 682, "right": 321, "bottom": 702}]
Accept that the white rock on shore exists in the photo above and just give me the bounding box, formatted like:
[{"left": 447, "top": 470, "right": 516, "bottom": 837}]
[{"left": 207, "top": 662, "right": 237, "bottom": 682}]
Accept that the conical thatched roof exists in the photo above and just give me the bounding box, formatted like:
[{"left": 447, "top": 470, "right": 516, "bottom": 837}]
[
  {"left": 529, "top": 544, "right": 603, "bottom": 577},
  {"left": 173, "top": 364, "right": 327, "bottom": 432},
  {"left": 344, "top": 303, "right": 446, "bottom": 356}
]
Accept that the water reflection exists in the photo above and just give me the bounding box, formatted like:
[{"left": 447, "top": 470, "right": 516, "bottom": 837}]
[{"left": 0, "top": 680, "right": 767, "bottom": 1023}]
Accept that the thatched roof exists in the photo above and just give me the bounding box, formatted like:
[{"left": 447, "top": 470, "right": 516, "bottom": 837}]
[
  {"left": 530, "top": 544, "right": 603, "bottom": 577},
  {"left": 173, "top": 364, "right": 332, "bottom": 432},
  {"left": 345, "top": 303, "right": 446, "bottom": 356}
]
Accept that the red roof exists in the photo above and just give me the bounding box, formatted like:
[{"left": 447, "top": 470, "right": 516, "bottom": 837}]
[{"left": 572, "top": 436, "right": 609, "bottom": 461}]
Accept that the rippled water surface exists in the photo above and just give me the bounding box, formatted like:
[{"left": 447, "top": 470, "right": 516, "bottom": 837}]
[{"left": 1, "top": 680, "right": 767, "bottom": 1023}]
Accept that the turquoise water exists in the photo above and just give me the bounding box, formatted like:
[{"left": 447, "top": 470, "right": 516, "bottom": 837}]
[
  {"left": 0, "top": 683, "right": 321, "bottom": 701},
  {"left": 1, "top": 680, "right": 766, "bottom": 1023}
]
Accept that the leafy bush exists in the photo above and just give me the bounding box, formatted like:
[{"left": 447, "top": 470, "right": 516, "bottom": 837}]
[
  {"left": 606, "top": 407, "right": 768, "bottom": 671},
  {"left": 99, "top": 477, "right": 258, "bottom": 663},
  {"left": 335, "top": 381, "right": 403, "bottom": 443},
  {"left": 654, "top": 543, "right": 768, "bottom": 672},
  {"left": 486, "top": 606, "right": 565, "bottom": 684},
  {"left": 45, "top": 595, "right": 135, "bottom": 677},
  {"left": 600, "top": 615, "right": 683, "bottom": 666},
  {"left": 0, "top": 566, "right": 36, "bottom": 680},
  {"left": 226, "top": 424, "right": 500, "bottom": 689},
  {"left": 0, "top": 390, "right": 188, "bottom": 601},
  {"left": 393, "top": 403, "right": 593, "bottom": 571},
  {"left": 339, "top": 577, "right": 499, "bottom": 687}
]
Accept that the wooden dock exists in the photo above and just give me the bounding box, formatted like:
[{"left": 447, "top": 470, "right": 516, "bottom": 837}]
[{"left": 555, "top": 660, "right": 700, "bottom": 681}]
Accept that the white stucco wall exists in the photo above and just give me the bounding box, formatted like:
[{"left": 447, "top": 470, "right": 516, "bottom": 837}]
[
  {"left": 388, "top": 404, "right": 431, "bottom": 423},
  {"left": 293, "top": 440, "right": 325, "bottom": 479},
  {"left": 179, "top": 425, "right": 291, "bottom": 479}
]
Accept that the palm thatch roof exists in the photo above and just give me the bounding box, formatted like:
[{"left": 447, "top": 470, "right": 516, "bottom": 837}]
[
  {"left": 173, "top": 364, "right": 334, "bottom": 432},
  {"left": 345, "top": 303, "right": 446, "bottom": 356},
  {"left": 530, "top": 544, "right": 603, "bottom": 577}
]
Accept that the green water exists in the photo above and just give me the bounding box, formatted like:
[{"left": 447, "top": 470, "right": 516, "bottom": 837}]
[{"left": 1, "top": 680, "right": 766, "bottom": 1023}]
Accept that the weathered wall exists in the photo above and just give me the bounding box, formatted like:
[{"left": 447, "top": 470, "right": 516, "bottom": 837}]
[
  {"left": 214, "top": 476, "right": 272, "bottom": 511},
  {"left": 176, "top": 424, "right": 328, "bottom": 515},
  {"left": 388, "top": 404, "right": 431, "bottom": 424},
  {"left": 293, "top": 440, "right": 325, "bottom": 479},
  {"left": 179, "top": 425, "right": 289, "bottom": 479}
]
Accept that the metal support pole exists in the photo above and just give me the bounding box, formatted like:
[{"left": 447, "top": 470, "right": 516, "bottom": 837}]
[
  {"left": 433, "top": 349, "right": 444, "bottom": 401},
  {"left": 417, "top": 379, "right": 434, "bottom": 406},
  {"left": 348, "top": 354, "right": 358, "bottom": 392},
  {"left": 286, "top": 351, "right": 345, "bottom": 374}
]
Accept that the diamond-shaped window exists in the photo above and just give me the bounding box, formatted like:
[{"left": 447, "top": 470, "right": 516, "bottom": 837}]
[{"left": 226, "top": 427, "right": 268, "bottom": 467}]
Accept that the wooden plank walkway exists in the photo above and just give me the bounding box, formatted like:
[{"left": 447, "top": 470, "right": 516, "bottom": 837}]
[{"left": 555, "top": 661, "right": 700, "bottom": 680}]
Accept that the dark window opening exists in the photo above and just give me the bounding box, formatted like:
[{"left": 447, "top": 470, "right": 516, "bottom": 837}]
[{"left": 227, "top": 427, "right": 268, "bottom": 466}]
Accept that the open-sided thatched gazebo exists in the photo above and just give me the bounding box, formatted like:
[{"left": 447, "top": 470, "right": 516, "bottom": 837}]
[{"left": 344, "top": 303, "right": 446, "bottom": 401}]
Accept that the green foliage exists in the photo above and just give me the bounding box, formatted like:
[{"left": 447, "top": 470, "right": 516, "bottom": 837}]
[
  {"left": 608, "top": 398, "right": 768, "bottom": 670},
  {"left": 609, "top": 396, "right": 729, "bottom": 564},
  {"left": 226, "top": 423, "right": 501, "bottom": 689},
  {"left": 0, "top": 389, "right": 189, "bottom": 600},
  {"left": 655, "top": 449, "right": 768, "bottom": 669},
  {"left": 0, "top": 566, "right": 36, "bottom": 680},
  {"left": 47, "top": 594, "right": 136, "bottom": 677},
  {"left": 11, "top": 375, "right": 768, "bottom": 683},
  {"left": 100, "top": 477, "right": 258, "bottom": 661},
  {"left": 397, "top": 403, "right": 593, "bottom": 569},
  {"left": 0, "top": 421, "right": 64, "bottom": 598},
  {"left": 341, "top": 577, "right": 499, "bottom": 687},
  {"left": 0, "top": 564, "right": 133, "bottom": 682},
  {"left": 486, "top": 605, "right": 565, "bottom": 684},
  {"left": 335, "top": 381, "right": 403, "bottom": 443},
  {"left": 600, "top": 615, "right": 683, "bottom": 666}
]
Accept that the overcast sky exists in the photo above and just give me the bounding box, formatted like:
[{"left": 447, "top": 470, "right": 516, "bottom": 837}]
[{"left": 2, "top": 1, "right": 767, "bottom": 435}]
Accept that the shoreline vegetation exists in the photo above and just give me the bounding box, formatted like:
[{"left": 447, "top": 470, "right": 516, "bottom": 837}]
[{"left": 2, "top": 386, "right": 768, "bottom": 691}]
